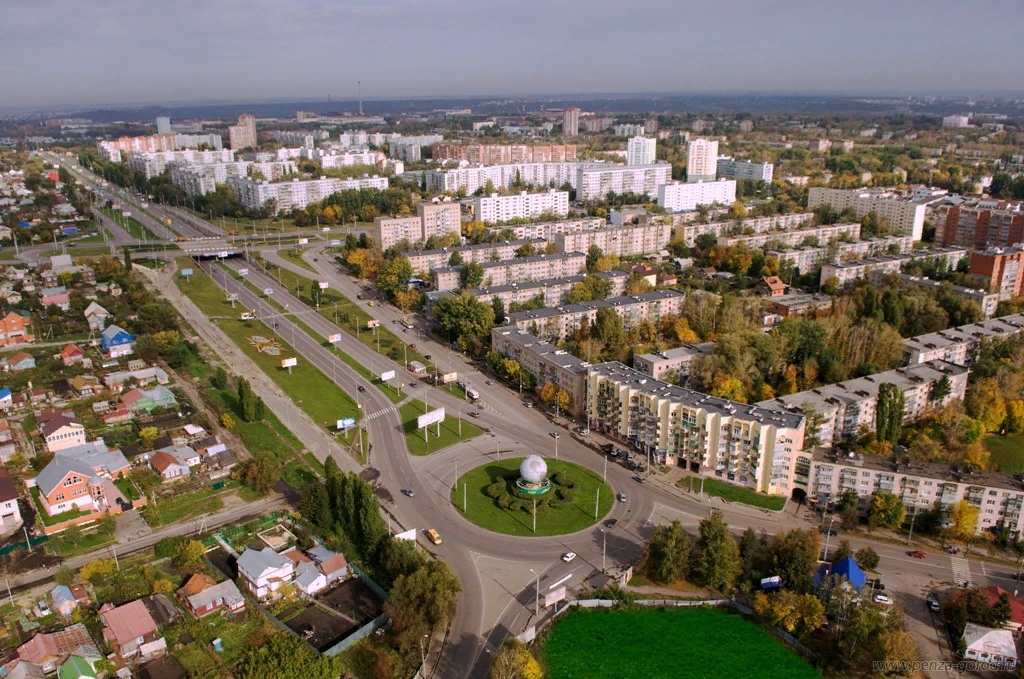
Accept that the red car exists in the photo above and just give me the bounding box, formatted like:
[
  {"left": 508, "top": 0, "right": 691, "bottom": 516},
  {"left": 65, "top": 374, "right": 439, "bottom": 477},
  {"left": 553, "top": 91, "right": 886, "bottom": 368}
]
[{"left": 908, "top": 550, "right": 927, "bottom": 559}]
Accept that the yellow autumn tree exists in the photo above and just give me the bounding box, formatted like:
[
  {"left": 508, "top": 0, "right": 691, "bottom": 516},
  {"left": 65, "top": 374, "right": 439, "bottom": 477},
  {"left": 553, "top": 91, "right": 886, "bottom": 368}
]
[
  {"left": 962, "top": 442, "right": 990, "bottom": 469},
  {"left": 556, "top": 389, "right": 573, "bottom": 413},
  {"left": 537, "top": 383, "right": 558, "bottom": 405},
  {"left": 674, "top": 318, "right": 698, "bottom": 344},
  {"left": 949, "top": 499, "right": 979, "bottom": 540},
  {"left": 711, "top": 375, "right": 747, "bottom": 403}
]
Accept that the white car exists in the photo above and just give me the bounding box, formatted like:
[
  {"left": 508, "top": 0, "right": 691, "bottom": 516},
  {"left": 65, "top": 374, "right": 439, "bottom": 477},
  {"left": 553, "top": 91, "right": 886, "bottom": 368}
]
[
  {"left": 561, "top": 551, "right": 576, "bottom": 563},
  {"left": 873, "top": 594, "right": 893, "bottom": 605}
]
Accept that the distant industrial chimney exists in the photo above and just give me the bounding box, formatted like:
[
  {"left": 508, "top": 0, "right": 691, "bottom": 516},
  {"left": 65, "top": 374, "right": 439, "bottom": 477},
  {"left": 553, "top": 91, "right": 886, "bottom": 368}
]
[{"left": 358, "top": 81, "right": 363, "bottom": 116}]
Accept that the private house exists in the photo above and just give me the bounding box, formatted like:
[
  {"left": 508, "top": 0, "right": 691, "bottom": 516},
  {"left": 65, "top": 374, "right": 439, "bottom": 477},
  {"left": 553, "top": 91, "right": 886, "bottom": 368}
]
[
  {"left": 101, "top": 408, "right": 133, "bottom": 425},
  {"left": 293, "top": 561, "right": 327, "bottom": 596},
  {"left": 3, "top": 352, "right": 35, "bottom": 372},
  {"left": 103, "top": 366, "right": 168, "bottom": 391},
  {"left": 9, "top": 624, "right": 93, "bottom": 674},
  {"left": 40, "top": 287, "right": 70, "bottom": 312},
  {"left": 236, "top": 547, "right": 295, "bottom": 599},
  {"left": 100, "top": 326, "right": 134, "bottom": 358},
  {"left": 99, "top": 600, "right": 166, "bottom": 661},
  {"left": 192, "top": 435, "right": 225, "bottom": 458},
  {"left": 50, "top": 586, "right": 77, "bottom": 618},
  {"left": 0, "top": 310, "right": 34, "bottom": 346},
  {"left": 120, "top": 386, "right": 176, "bottom": 413},
  {"left": 82, "top": 303, "right": 108, "bottom": 332},
  {"left": 41, "top": 416, "right": 86, "bottom": 453},
  {"left": 27, "top": 387, "right": 47, "bottom": 404},
  {"left": 964, "top": 623, "right": 1016, "bottom": 669},
  {"left": 57, "top": 653, "right": 98, "bottom": 679},
  {"left": 70, "top": 586, "right": 89, "bottom": 607},
  {"left": 979, "top": 586, "right": 1024, "bottom": 632},
  {"left": 754, "top": 275, "right": 787, "bottom": 297},
  {"left": 68, "top": 376, "right": 101, "bottom": 398},
  {"left": 0, "top": 388, "right": 12, "bottom": 410},
  {"left": 0, "top": 466, "right": 22, "bottom": 529},
  {"left": 308, "top": 544, "right": 349, "bottom": 583},
  {"left": 60, "top": 345, "right": 84, "bottom": 367},
  {"left": 149, "top": 450, "right": 189, "bottom": 482},
  {"left": 7, "top": 663, "right": 45, "bottom": 679},
  {"left": 32, "top": 442, "right": 130, "bottom": 518},
  {"left": 176, "top": 574, "right": 245, "bottom": 618},
  {"left": 0, "top": 419, "right": 16, "bottom": 461}
]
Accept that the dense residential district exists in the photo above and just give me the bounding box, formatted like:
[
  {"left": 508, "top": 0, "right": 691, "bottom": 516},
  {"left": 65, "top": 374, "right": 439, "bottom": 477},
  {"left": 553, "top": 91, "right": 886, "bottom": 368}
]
[{"left": 4, "top": 102, "right": 1024, "bottom": 679}]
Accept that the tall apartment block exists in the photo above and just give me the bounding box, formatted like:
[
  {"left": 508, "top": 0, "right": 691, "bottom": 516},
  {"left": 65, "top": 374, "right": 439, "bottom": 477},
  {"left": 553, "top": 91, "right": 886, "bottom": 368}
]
[
  {"left": 461, "top": 271, "right": 628, "bottom": 308},
  {"left": 431, "top": 144, "right": 577, "bottom": 164},
  {"left": 507, "top": 290, "right": 683, "bottom": 340},
  {"left": 472, "top": 190, "right": 569, "bottom": 224},
  {"left": 403, "top": 239, "right": 545, "bottom": 274},
  {"left": 937, "top": 203, "right": 1024, "bottom": 248},
  {"left": 575, "top": 164, "right": 673, "bottom": 200},
  {"left": 419, "top": 202, "right": 462, "bottom": 244},
  {"left": 227, "top": 175, "right": 387, "bottom": 214},
  {"left": 373, "top": 203, "right": 461, "bottom": 250},
  {"left": 819, "top": 248, "right": 969, "bottom": 287},
  {"left": 676, "top": 213, "right": 814, "bottom": 246},
  {"left": 627, "top": 136, "right": 657, "bottom": 166},
  {"left": 903, "top": 313, "right": 1024, "bottom": 366},
  {"left": 555, "top": 223, "right": 672, "bottom": 258},
  {"left": 156, "top": 116, "right": 171, "bottom": 135},
  {"left": 485, "top": 217, "right": 606, "bottom": 242},
  {"left": 492, "top": 327, "right": 588, "bottom": 417},
  {"left": 807, "top": 187, "right": 936, "bottom": 240},
  {"left": 563, "top": 108, "right": 580, "bottom": 137},
  {"left": 228, "top": 114, "right": 257, "bottom": 150},
  {"left": 657, "top": 180, "right": 736, "bottom": 213},
  {"left": 588, "top": 362, "right": 806, "bottom": 495},
  {"left": 717, "top": 156, "right": 773, "bottom": 182},
  {"left": 686, "top": 139, "right": 718, "bottom": 183},
  {"left": 969, "top": 246, "right": 1024, "bottom": 300}
]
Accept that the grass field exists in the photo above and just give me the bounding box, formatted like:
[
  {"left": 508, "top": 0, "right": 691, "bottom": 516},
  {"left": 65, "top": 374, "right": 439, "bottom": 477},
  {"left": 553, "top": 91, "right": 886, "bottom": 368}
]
[
  {"left": 543, "top": 608, "right": 816, "bottom": 679},
  {"left": 677, "top": 476, "right": 787, "bottom": 511},
  {"left": 144, "top": 488, "right": 224, "bottom": 528},
  {"left": 985, "top": 433, "right": 1024, "bottom": 473},
  {"left": 400, "top": 398, "right": 482, "bottom": 455},
  {"left": 277, "top": 247, "right": 318, "bottom": 273},
  {"left": 279, "top": 459, "right": 318, "bottom": 489},
  {"left": 99, "top": 207, "right": 158, "bottom": 240},
  {"left": 451, "top": 458, "right": 613, "bottom": 536}
]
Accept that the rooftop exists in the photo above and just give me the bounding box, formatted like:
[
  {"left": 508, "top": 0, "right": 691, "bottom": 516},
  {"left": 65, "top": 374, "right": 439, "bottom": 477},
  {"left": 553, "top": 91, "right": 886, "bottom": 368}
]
[
  {"left": 903, "top": 313, "right": 1024, "bottom": 353},
  {"left": 635, "top": 342, "right": 717, "bottom": 364},
  {"left": 507, "top": 290, "right": 683, "bottom": 324},
  {"left": 431, "top": 251, "right": 586, "bottom": 275}
]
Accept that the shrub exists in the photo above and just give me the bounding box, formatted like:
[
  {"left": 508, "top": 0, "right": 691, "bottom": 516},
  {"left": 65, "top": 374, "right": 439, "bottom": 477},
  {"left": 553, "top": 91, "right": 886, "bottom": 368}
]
[
  {"left": 154, "top": 536, "right": 187, "bottom": 559},
  {"left": 497, "top": 493, "right": 513, "bottom": 510},
  {"left": 557, "top": 488, "right": 575, "bottom": 502},
  {"left": 79, "top": 558, "right": 117, "bottom": 584},
  {"left": 551, "top": 473, "right": 565, "bottom": 486},
  {"left": 855, "top": 546, "right": 880, "bottom": 570},
  {"left": 486, "top": 482, "right": 505, "bottom": 499}
]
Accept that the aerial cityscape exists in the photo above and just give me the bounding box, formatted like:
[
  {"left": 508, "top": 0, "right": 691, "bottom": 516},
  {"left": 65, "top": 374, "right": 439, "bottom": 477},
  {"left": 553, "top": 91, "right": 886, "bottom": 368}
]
[{"left": 3, "top": 2, "right": 1024, "bottom": 679}]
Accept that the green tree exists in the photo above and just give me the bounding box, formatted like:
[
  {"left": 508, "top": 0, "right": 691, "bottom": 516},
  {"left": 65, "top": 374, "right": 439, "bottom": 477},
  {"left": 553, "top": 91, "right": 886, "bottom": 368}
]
[
  {"left": 855, "top": 546, "right": 879, "bottom": 570},
  {"left": 801, "top": 402, "right": 825, "bottom": 449},
  {"left": 123, "top": 247, "right": 132, "bottom": 273},
  {"left": 237, "top": 631, "right": 339, "bottom": 679},
  {"left": 300, "top": 482, "right": 331, "bottom": 530},
  {"left": 433, "top": 293, "right": 495, "bottom": 352},
  {"left": 875, "top": 382, "right": 905, "bottom": 445},
  {"left": 691, "top": 512, "right": 740, "bottom": 591},
  {"left": 586, "top": 244, "right": 604, "bottom": 272},
  {"left": 54, "top": 566, "right": 75, "bottom": 586},
  {"left": 459, "top": 261, "right": 485, "bottom": 289},
  {"left": 831, "top": 539, "right": 853, "bottom": 563},
  {"left": 990, "top": 592, "right": 1013, "bottom": 628},
  {"left": 448, "top": 251, "right": 464, "bottom": 266},
  {"left": 174, "top": 540, "right": 207, "bottom": 569},
  {"left": 491, "top": 296, "right": 506, "bottom": 325},
  {"left": 932, "top": 375, "right": 952, "bottom": 402},
  {"left": 376, "top": 257, "right": 413, "bottom": 299},
  {"left": 868, "top": 492, "right": 906, "bottom": 529},
  {"left": 764, "top": 528, "right": 820, "bottom": 593},
  {"left": 644, "top": 519, "right": 692, "bottom": 584},
  {"left": 240, "top": 457, "right": 278, "bottom": 494}
]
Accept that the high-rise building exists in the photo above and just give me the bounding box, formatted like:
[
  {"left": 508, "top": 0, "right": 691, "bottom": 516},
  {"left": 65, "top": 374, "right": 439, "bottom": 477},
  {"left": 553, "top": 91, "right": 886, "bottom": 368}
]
[
  {"left": 807, "top": 187, "right": 936, "bottom": 241},
  {"left": 657, "top": 180, "right": 736, "bottom": 213},
  {"left": 627, "top": 136, "right": 657, "bottom": 166},
  {"left": 717, "top": 157, "right": 773, "bottom": 182},
  {"left": 156, "top": 117, "right": 171, "bottom": 135},
  {"left": 562, "top": 108, "right": 580, "bottom": 137},
  {"left": 937, "top": 203, "right": 1024, "bottom": 248},
  {"left": 472, "top": 189, "right": 569, "bottom": 224},
  {"left": 686, "top": 139, "right": 718, "bottom": 183},
  {"left": 575, "top": 164, "right": 672, "bottom": 200},
  {"left": 228, "top": 114, "right": 257, "bottom": 150},
  {"left": 969, "top": 246, "right": 1024, "bottom": 301}
]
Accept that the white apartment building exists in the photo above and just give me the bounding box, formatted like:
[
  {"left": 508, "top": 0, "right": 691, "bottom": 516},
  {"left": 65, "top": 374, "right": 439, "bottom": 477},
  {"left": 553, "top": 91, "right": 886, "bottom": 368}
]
[
  {"left": 238, "top": 148, "right": 303, "bottom": 162},
  {"left": 759, "top": 360, "right": 968, "bottom": 447},
  {"left": 903, "top": 313, "right": 1024, "bottom": 366},
  {"left": 227, "top": 175, "right": 388, "bottom": 214},
  {"left": 563, "top": 108, "right": 580, "bottom": 137},
  {"left": 717, "top": 157, "right": 773, "bottom": 182},
  {"left": 174, "top": 133, "right": 223, "bottom": 150},
  {"left": 432, "top": 252, "right": 586, "bottom": 291},
  {"left": 717, "top": 222, "right": 860, "bottom": 249},
  {"left": 686, "top": 139, "right": 718, "bottom": 183},
  {"left": 943, "top": 115, "right": 971, "bottom": 128},
  {"left": 627, "top": 136, "right": 657, "bottom": 166},
  {"left": 807, "top": 187, "right": 939, "bottom": 240},
  {"left": 416, "top": 163, "right": 580, "bottom": 195},
  {"left": 555, "top": 223, "right": 672, "bottom": 257},
  {"left": 301, "top": 147, "right": 380, "bottom": 168},
  {"left": 374, "top": 216, "right": 422, "bottom": 250},
  {"left": 374, "top": 202, "right": 461, "bottom": 250},
  {"left": 126, "top": 149, "right": 236, "bottom": 179},
  {"left": 768, "top": 235, "right": 915, "bottom": 273},
  {"left": 462, "top": 271, "right": 628, "bottom": 308},
  {"left": 473, "top": 189, "right": 569, "bottom": 224},
  {"left": 170, "top": 160, "right": 298, "bottom": 196},
  {"left": 614, "top": 124, "right": 646, "bottom": 138},
  {"left": 589, "top": 362, "right": 806, "bottom": 495},
  {"left": 633, "top": 343, "right": 717, "bottom": 380},
  {"left": 485, "top": 217, "right": 606, "bottom": 242},
  {"left": 392, "top": 143, "right": 421, "bottom": 162},
  {"left": 156, "top": 117, "right": 171, "bottom": 135},
  {"left": 576, "top": 163, "right": 673, "bottom": 200},
  {"left": 658, "top": 180, "right": 737, "bottom": 213},
  {"left": 228, "top": 114, "right": 257, "bottom": 150},
  {"left": 819, "top": 247, "right": 969, "bottom": 287},
  {"left": 508, "top": 290, "right": 683, "bottom": 341},
  {"left": 269, "top": 130, "right": 330, "bottom": 147},
  {"left": 403, "top": 239, "right": 544, "bottom": 274},
  {"left": 676, "top": 213, "right": 815, "bottom": 246}
]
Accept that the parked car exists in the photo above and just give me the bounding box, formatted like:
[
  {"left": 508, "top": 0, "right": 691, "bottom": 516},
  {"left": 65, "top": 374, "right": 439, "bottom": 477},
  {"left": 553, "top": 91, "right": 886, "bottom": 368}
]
[
  {"left": 927, "top": 597, "right": 940, "bottom": 612},
  {"left": 524, "top": 401, "right": 533, "bottom": 408},
  {"left": 604, "top": 519, "right": 618, "bottom": 527},
  {"left": 908, "top": 550, "right": 927, "bottom": 559},
  {"left": 561, "top": 552, "right": 576, "bottom": 563},
  {"left": 821, "top": 528, "right": 838, "bottom": 537},
  {"left": 549, "top": 432, "right": 560, "bottom": 439},
  {"left": 633, "top": 475, "right": 646, "bottom": 484},
  {"left": 486, "top": 379, "right": 493, "bottom": 385},
  {"left": 873, "top": 594, "right": 893, "bottom": 605},
  {"left": 401, "top": 488, "right": 415, "bottom": 497},
  {"left": 409, "top": 382, "right": 419, "bottom": 388},
  {"left": 424, "top": 355, "right": 432, "bottom": 360}
]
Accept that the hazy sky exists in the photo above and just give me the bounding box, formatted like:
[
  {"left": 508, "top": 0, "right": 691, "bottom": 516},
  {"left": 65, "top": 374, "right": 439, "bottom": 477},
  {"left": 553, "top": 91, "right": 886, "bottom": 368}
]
[{"left": 2, "top": 0, "right": 1022, "bottom": 109}]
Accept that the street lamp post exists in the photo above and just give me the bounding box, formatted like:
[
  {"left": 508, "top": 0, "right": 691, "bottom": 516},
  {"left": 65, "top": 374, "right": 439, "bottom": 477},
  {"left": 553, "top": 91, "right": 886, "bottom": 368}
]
[
  {"left": 822, "top": 515, "right": 836, "bottom": 561},
  {"left": 528, "top": 569, "right": 539, "bottom": 616}
]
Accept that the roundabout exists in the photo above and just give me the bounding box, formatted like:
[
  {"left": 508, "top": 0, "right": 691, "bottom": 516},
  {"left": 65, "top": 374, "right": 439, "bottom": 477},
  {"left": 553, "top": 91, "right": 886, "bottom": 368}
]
[{"left": 450, "top": 456, "right": 614, "bottom": 537}]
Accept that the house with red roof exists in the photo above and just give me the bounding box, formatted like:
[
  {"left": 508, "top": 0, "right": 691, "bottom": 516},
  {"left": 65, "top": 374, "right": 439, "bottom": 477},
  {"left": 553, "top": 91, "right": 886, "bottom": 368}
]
[
  {"left": 980, "top": 586, "right": 1024, "bottom": 632},
  {"left": 60, "top": 345, "right": 84, "bottom": 367},
  {"left": 100, "top": 600, "right": 165, "bottom": 661},
  {"left": 6, "top": 624, "right": 92, "bottom": 674}
]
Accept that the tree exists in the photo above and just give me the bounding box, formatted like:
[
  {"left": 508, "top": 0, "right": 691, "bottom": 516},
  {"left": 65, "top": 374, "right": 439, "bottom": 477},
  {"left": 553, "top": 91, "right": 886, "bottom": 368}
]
[
  {"left": 868, "top": 492, "right": 906, "bottom": 529},
  {"left": 854, "top": 546, "right": 879, "bottom": 570},
  {"left": 459, "top": 261, "right": 485, "bottom": 289},
  {"left": 433, "top": 293, "right": 495, "bottom": 352},
  {"left": 237, "top": 631, "right": 339, "bottom": 679},
  {"left": 221, "top": 413, "right": 235, "bottom": 430},
  {"left": 831, "top": 539, "right": 853, "bottom": 563},
  {"left": 123, "top": 247, "right": 132, "bottom": 273},
  {"left": 239, "top": 457, "right": 278, "bottom": 494},
  {"left": 875, "top": 382, "right": 905, "bottom": 445},
  {"left": 175, "top": 540, "right": 207, "bottom": 569},
  {"left": 949, "top": 499, "right": 979, "bottom": 540},
  {"left": 586, "top": 244, "right": 604, "bottom": 272},
  {"left": 448, "top": 251, "right": 463, "bottom": 266},
  {"left": 801, "top": 402, "right": 825, "bottom": 449},
  {"left": 376, "top": 257, "right": 413, "bottom": 299},
  {"left": 491, "top": 296, "right": 506, "bottom": 325},
  {"left": 98, "top": 510, "right": 117, "bottom": 536},
  {"left": 139, "top": 426, "right": 159, "bottom": 449},
  {"left": 990, "top": 592, "right": 1013, "bottom": 629},
  {"left": 300, "top": 482, "right": 331, "bottom": 530},
  {"left": 764, "top": 528, "right": 820, "bottom": 593},
  {"left": 644, "top": 520, "right": 691, "bottom": 584},
  {"left": 691, "top": 512, "right": 740, "bottom": 591},
  {"left": 932, "top": 375, "right": 952, "bottom": 402}
]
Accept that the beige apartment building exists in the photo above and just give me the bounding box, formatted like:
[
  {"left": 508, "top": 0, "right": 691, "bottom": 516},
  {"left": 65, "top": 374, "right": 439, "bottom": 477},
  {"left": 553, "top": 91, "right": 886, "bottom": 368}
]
[
  {"left": 485, "top": 217, "right": 606, "bottom": 242},
  {"left": 403, "top": 239, "right": 545, "bottom": 275},
  {"left": 374, "top": 202, "right": 462, "bottom": 250},
  {"left": 227, "top": 175, "right": 388, "bottom": 214},
  {"left": 902, "top": 313, "right": 1024, "bottom": 366},
  {"left": 508, "top": 290, "right": 684, "bottom": 340},
  {"left": 419, "top": 203, "right": 462, "bottom": 243},
  {"left": 758, "top": 360, "right": 968, "bottom": 446},
  {"left": 676, "top": 213, "right": 815, "bottom": 246},
  {"left": 491, "top": 327, "right": 588, "bottom": 417},
  {"left": 633, "top": 343, "right": 716, "bottom": 380},
  {"left": 432, "top": 252, "right": 586, "bottom": 291},
  {"left": 820, "top": 248, "right": 969, "bottom": 287},
  {"left": 717, "top": 222, "right": 861, "bottom": 249},
  {"left": 431, "top": 143, "right": 577, "bottom": 164},
  {"left": 555, "top": 223, "right": 672, "bottom": 257},
  {"left": 588, "top": 362, "right": 806, "bottom": 495},
  {"left": 456, "top": 271, "right": 628, "bottom": 308},
  {"left": 807, "top": 187, "right": 939, "bottom": 240},
  {"left": 228, "top": 114, "right": 257, "bottom": 150},
  {"left": 769, "top": 235, "right": 915, "bottom": 273}
]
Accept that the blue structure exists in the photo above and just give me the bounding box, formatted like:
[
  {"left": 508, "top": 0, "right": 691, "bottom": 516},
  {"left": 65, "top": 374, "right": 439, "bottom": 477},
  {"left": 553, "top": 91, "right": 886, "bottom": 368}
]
[
  {"left": 813, "top": 556, "right": 866, "bottom": 590},
  {"left": 101, "top": 325, "right": 134, "bottom": 354},
  {"left": 61, "top": 225, "right": 78, "bottom": 236},
  {"left": 17, "top": 221, "right": 30, "bottom": 228}
]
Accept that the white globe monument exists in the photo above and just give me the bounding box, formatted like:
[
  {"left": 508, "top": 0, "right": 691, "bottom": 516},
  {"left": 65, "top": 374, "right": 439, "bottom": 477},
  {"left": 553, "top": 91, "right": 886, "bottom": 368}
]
[{"left": 516, "top": 455, "right": 552, "bottom": 495}]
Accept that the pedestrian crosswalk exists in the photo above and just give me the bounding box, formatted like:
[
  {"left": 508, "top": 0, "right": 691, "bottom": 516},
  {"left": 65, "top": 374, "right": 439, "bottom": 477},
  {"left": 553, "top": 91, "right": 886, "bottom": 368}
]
[
  {"left": 951, "top": 556, "right": 973, "bottom": 587},
  {"left": 366, "top": 407, "right": 396, "bottom": 421}
]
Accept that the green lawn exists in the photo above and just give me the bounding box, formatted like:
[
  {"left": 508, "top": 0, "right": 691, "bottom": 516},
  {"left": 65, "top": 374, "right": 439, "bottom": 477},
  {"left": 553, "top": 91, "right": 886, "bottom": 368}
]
[
  {"left": 451, "top": 458, "right": 612, "bottom": 536},
  {"left": 143, "top": 487, "right": 224, "bottom": 527},
  {"left": 99, "top": 207, "right": 158, "bottom": 240},
  {"left": 303, "top": 453, "right": 325, "bottom": 476},
  {"left": 51, "top": 530, "right": 114, "bottom": 558},
  {"left": 985, "top": 433, "right": 1024, "bottom": 473},
  {"left": 677, "top": 476, "right": 787, "bottom": 511},
  {"left": 280, "top": 460, "right": 318, "bottom": 489},
  {"left": 277, "top": 248, "right": 318, "bottom": 273},
  {"left": 114, "top": 477, "right": 140, "bottom": 502},
  {"left": 543, "top": 608, "right": 816, "bottom": 679},
  {"left": 205, "top": 385, "right": 301, "bottom": 464},
  {"left": 400, "top": 398, "right": 482, "bottom": 455}
]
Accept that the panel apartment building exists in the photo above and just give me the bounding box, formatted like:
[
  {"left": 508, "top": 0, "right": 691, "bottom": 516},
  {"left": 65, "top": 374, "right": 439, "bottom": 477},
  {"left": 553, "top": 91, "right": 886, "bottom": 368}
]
[
  {"left": 676, "top": 213, "right": 815, "bottom": 246},
  {"left": 633, "top": 343, "right": 717, "bottom": 381},
  {"left": 807, "top": 187, "right": 938, "bottom": 240},
  {"left": 555, "top": 223, "right": 672, "bottom": 257},
  {"left": 456, "top": 271, "right": 628, "bottom": 308},
  {"left": 485, "top": 217, "right": 606, "bottom": 242},
  {"left": 936, "top": 202, "right": 1024, "bottom": 248},
  {"left": 770, "top": 235, "right": 914, "bottom": 274},
  {"left": 170, "top": 160, "right": 298, "bottom": 196},
  {"left": 807, "top": 450, "right": 1024, "bottom": 536},
  {"left": 226, "top": 175, "right": 388, "bottom": 214},
  {"left": 866, "top": 270, "right": 1000, "bottom": 319},
  {"left": 576, "top": 164, "right": 673, "bottom": 201},
  {"left": 415, "top": 163, "right": 579, "bottom": 194},
  {"left": 431, "top": 143, "right": 577, "bottom": 163},
  {"left": 657, "top": 180, "right": 737, "bottom": 213},
  {"left": 758, "top": 360, "right": 968, "bottom": 446},
  {"left": 717, "top": 157, "right": 773, "bottom": 182},
  {"left": 491, "top": 327, "right": 588, "bottom": 417},
  {"left": 374, "top": 203, "right": 462, "bottom": 250},
  {"left": 717, "top": 222, "right": 860, "bottom": 249},
  {"left": 819, "top": 247, "right": 969, "bottom": 287},
  {"left": 431, "top": 252, "right": 586, "bottom": 291},
  {"left": 507, "top": 290, "right": 684, "bottom": 340},
  {"left": 228, "top": 114, "right": 257, "bottom": 150},
  {"left": 969, "top": 246, "right": 1024, "bottom": 301},
  {"left": 403, "top": 239, "right": 546, "bottom": 274},
  {"left": 902, "top": 313, "right": 1024, "bottom": 366},
  {"left": 588, "top": 362, "right": 806, "bottom": 496},
  {"left": 472, "top": 190, "right": 569, "bottom": 223},
  {"left": 126, "top": 149, "right": 236, "bottom": 179}
]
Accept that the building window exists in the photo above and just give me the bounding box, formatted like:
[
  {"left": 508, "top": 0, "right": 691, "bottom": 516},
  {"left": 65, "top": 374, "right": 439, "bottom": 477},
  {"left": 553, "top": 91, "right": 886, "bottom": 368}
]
[{"left": 55, "top": 494, "right": 64, "bottom": 502}]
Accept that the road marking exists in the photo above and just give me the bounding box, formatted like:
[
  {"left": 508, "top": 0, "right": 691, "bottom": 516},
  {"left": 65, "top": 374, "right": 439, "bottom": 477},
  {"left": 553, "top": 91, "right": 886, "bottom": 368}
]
[
  {"left": 951, "top": 556, "right": 972, "bottom": 587},
  {"left": 647, "top": 501, "right": 702, "bottom": 527},
  {"left": 366, "top": 407, "right": 396, "bottom": 420},
  {"left": 981, "top": 561, "right": 987, "bottom": 577}
]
